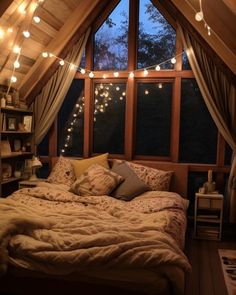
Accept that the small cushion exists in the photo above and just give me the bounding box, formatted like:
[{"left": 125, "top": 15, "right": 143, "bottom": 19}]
[
  {"left": 47, "top": 156, "right": 75, "bottom": 186},
  {"left": 111, "top": 162, "right": 150, "bottom": 201},
  {"left": 70, "top": 164, "right": 124, "bottom": 196},
  {"left": 126, "top": 162, "right": 173, "bottom": 191},
  {"left": 71, "top": 153, "right": 109, "bottom": 179}
]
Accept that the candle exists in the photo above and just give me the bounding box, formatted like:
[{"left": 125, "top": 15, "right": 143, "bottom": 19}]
[{"left": 208, "top": 170, "right": 212, "bottom": 183}]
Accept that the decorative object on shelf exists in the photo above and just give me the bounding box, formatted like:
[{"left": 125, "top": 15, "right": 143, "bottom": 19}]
[
  {"left": 1, "top": 140, "right": 11, "bottom": 156},
  {"left": 29, "top": 156, "right": 42, "bottom": 181},
  {"left": 23, "top": 115, "right": 32, "bottom": 132},
  {"left": 2, "top": 163, "right": 12, "bottom": 179},
  {"left": 18, "top": 122, "right": 26, "bottom": 131},
  {"left": 7, "top": 117, "right": 17, "bottom": 131},
  {"left": 13, "top": 139, "right": 21, "bottom": 152},
  {"left": 6, "top": 94, "right": 13, "bottom": 108},
  {"left": 203, "top": 169, "right": 216, "bottom": 193},
  {"left": 1, "top": 96, "right": 6, "bottom": 108}
]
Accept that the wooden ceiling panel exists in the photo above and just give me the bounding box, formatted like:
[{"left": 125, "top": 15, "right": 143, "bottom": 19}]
[
  {"left": 31, "top": 20, "right": 58, "bottom": 38},
  {"left": 42, "top": 0, "right": 72, "bottom": 23},
  {"left": 29, "top": 25, "right": 53, "bottom": 45},
  {"left": 36, "top": 6, "right": 63, "bottom": 30}
]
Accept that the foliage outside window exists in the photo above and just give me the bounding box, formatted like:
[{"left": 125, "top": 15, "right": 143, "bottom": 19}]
[{"left": 93, "top": 82, "right": 126, "bottom": 154}]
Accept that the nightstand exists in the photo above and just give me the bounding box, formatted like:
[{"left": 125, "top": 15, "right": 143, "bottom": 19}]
[
  {"left": 194, "top": 193, "right": 224, "bottom": 240},
  {"left": 18, "top": 179, "right": 46, "bottom": 189}
]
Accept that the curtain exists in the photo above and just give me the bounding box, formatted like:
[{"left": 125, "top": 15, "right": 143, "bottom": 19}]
[
  {"left": 178, "top": 24, "right": 236, "bottom": 222},
  {"left": 33, "top": 28, "right": 91, "bottom": 146}
]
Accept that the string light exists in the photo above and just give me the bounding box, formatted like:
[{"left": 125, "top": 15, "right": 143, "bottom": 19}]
[
  {"left": 89, "top": 72, "right": 94, "bottom": 78},
  {"left": 144, "top": 69, "right": 149, "bottom": 76},
  {"left": 113, "top": 72, "right": 119, "bottom": 77},
  {"left": 14, "top": 60, "right": 20, "bottom": 68},
  {"left": 23, "top": 30, "right": 30, "bottom": 38},
  {"left": 13, "top": 45, "right": 21, "bottom": 54},
  {"left": 33, "top": 16, "right": 41, "bottom": 23},
  {"left": 59, "top": 60, "right": 65, "bottom": 66},
  {"left": 80, "top": 68, "right": 86, "bottom": 74},
  {"left": 192, "top": 0, "right": 211, "bottom": 36}
]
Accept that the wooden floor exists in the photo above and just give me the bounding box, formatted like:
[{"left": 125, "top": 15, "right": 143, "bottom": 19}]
[{"left": 184, "top": 224, "right": 236, "bottom": 295}]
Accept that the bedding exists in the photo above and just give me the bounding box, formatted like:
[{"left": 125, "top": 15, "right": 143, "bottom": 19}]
[{"left": 0, "top": 184, "right": 190, "bottom": 294}]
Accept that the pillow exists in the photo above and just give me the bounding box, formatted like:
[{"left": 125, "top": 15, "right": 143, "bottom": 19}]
[
  {"left": 111, "top": 162, "right": 150, "bottom": 201},
  {"left": 71, "top": 153, "right": 109, "bottom": 179},
  {"left": 70, "top": 164, "right": 124, "bottom": 196},
  {"left": 125, "top": 161, "right": 173, "bottom": 191},
  {"left": 47, "top": 156, "right": 76, "bottom": 186}
]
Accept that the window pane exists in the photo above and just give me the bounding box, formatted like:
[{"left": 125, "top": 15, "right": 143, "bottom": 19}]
[
  {"left": 93, "top": 82, "right": 126, "bottom": 154},
  {"left": 37, "top": 132, "right": 49, "bottom": 156},
  {"left": 182, "top": 51, "right": 191, "bottom": 70},
  {"left": 138, "top": 0, "right": 176, "bottom": 69},
  {"left": 94, "top": 0, "right": 129, "bottom": 70},
  {"left": 179, "top": 79, "right": 217, "bottom": 163},
  {"left": 135, "top": 82, "right": 172, "bottom": 156},
  {"left": 57, "top": 80, "right": 84, "bottom": 156}
]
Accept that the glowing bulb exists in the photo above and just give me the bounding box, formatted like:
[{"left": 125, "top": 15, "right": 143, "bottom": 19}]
[
  {"left": 13, "top": 45, "right": 21, "bottom": 54},
  {"left": 103, "top": 74, "right": 106, "bottom": 79},
  {"left": 18, "top": 4, "right": 26, "bottom": 14},
  {"left": 49, "top": 53, "right": 53, "bottom": 57},
  {"left": 70, "top": 64, "right": 75, "bottom": 70},
  {"left": 7, "top": 27, "right": 13, "bottom": 33},
  {"left": 122, "top": 92, "right": 126, "bottom": 96},
  {"left": 195, "top": 11, "right": 203, "bottom": 21},
  {"left": 113, "top": 72, "right": 119, "bottom": 77},
  {"left": 59, "top": 60, "right": 65, "bottom": 66},
  {"left": 129, "top": 72, "right": 134, "bottom": 78},
  {"left": 207, "top": 26, "right": 211, "bottom": 36},
  {"left": 42, "top": 52, "right": 48, "bottom": 58},
  {"left": 171, "top": 57, "right": 176, "bottom": 64},
  {"left": 158, "top": 83, "right": 163, "bottom": 89},
  {"left": 119, "top": 96, "right": 123, "bottom": 100},
  {"left": 33, "top": 16, "right": 41, "bottom": 23},
  {"left": 116, "top": 87, "right": 120, "bottom": 91},
  {"left": 11, "top": 76, "right": 17, "bottom": 83},
  {"left": 144, "top": 89, "right": 149, "bottom": 95},
  {"left": 155, "top": 65, "right": 161, "bottom": 71},
  {"left": 89, "top": 72, "right": 94, "bottom": 78},
  {"left": 23, "top": 31, "right": 30, "bottom": 38},
  {"left": 144, "top": 69, "right": 148, "bottom": 76},
  {"left": 14, "top": 60, "right": 20, "bottom": 68},
  {"left": 80, "top": 68, "right": 86, "bottom": 74}
]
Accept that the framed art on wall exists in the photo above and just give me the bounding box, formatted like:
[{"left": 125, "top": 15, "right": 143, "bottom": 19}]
[{"left": 7, "top": 117, "right": 17, "bottom": 131}]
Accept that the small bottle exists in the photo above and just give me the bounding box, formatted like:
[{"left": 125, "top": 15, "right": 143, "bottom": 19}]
[{"left": 1, "top": 96, "right": 6, "bottom": 108}]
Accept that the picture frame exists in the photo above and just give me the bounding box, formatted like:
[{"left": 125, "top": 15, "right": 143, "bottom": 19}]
[
  {"left": 13, "top": 139, "right": 21, "bottom": 152},
  {"left": 7, "top": 117, "right": 17, "bottom": 131},
  {"left": 23, "top": 115, "right": 32, "bottom": 132}
]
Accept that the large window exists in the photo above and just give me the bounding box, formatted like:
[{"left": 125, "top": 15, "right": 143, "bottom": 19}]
[
  {"left": 135, "top": 82, "right": 172, "bottom": 156},
  {"left": 93, "top": 82, "right": 126, "bottom": 154},
  {"left": 179, "top": 79, "right": 217, "bottom": 163},
  {"left": 138, "top": 0, "right": 176, "bottom": 69},
  {"left": 94, "top": 0, "right": 129, "bottom": 70}
]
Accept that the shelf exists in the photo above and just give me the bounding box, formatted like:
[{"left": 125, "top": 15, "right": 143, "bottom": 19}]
[
  {"left": 0, "top": 107, "right": 33, "bottom": 114},
  {"left": 1, "top": 177, "right": 22, "bottom": 185},
  {"left": 196, "top": 217, "right": 221, "bottom": 223},
  {"left": 1, "top": 152, "right": 33, "bottom": 159},
  {"left": 1, "top": 131, "right": 33, "bottom": 135}
]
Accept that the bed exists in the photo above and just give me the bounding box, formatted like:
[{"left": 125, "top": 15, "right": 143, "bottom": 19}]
[{"left": 0, "top": 155, "right": 191, "bottom": 295}]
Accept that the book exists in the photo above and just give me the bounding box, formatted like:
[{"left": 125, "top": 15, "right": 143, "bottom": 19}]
[{"left": 23, "top": 115, "right": 32, "bottom": 132}]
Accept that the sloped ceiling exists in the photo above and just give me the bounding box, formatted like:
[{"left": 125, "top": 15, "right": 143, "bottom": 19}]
[{"left": 0, "top": 0, "right": 235, "bottom": 104}]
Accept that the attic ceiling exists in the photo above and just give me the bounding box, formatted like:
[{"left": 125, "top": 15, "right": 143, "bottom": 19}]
[{"left": 0, "top": 0, "right": 235, "bottom": 103}]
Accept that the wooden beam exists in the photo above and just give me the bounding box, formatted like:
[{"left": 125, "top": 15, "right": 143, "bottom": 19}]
[
  {"left": 19, "top": 0, "right": 105, "bottom": 101},
  {"left": 0, "top": 0, "right": 13, "bottom": 17},
  {"left": 169, "top": 0, "right": 236, "bottom": 76}
]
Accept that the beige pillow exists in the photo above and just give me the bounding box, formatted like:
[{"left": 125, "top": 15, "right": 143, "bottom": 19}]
[
  {"left": 70, "top": 164, "right": 124, "bottom": 196},
  {"left": 47, "top": 156, "right": 76, "bottom": 186},
  {"left": 126, "top": 162, "right": 173, "bottom": 191},
  {"left": 71, "top": 153, "right": 109, "bottom": 179}
]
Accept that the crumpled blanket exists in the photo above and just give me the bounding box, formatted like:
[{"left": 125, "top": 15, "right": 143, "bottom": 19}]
[{"left": 0, "top": 186, "right": 191, "bottom": 278}]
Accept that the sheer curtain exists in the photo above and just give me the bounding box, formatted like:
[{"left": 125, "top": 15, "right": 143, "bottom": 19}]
[
  {"left": 33, "top": 28, "right": 90, "bottom": 146},
  {"left": 178, "top": 24, "right": 236, "bottom": 222}
]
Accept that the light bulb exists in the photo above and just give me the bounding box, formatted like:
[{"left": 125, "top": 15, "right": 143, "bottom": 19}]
[
  {"left": 89, "top": 72, "right": 94, "bottom": 78},
  {"left": 23, "top": 31, "right": 30, "bottom": 38},
  {"left": 42, "top": 52, "right": 48, "bottom": 58},
  {"left": 80, "top": 68, "right": 86, "bottom": 74},
  {"left": 144, "top": 89, "right": 149, "bottom": 95},
  {"left": 14, "top": 60, "right": 20, "bottom": 68},
  {"left": 113, "top": 72, "right": 119, "bottom": 77},
  {"left": 144, "top": 69, "right": 148, "bottom": 76},
  {"left": 129, "top": 72, "right": 134, "bottom": 78},
  {"left": 7, "top": 27, "right": 13, "bottom": 33},
  {"left": 171, "top": 57, "right": 176, "bottom": 64},
  {"left": 59, "top": 60, "right": 64, "bottom": 66},
  {"left": 11, "top": 76, "right": 17, "bottom": 83},
  {"left": 195, "top": 11, "right": 203, "bottom": 21},
  {"left": 155, "top": 65, "right": 161, "bottom": 71},
  {"left": 13, "top": 45, "right": 21, "bottom": 53},
  {"left": 33, "top": 16, "right": 41, "bottom": 23},
  {"left": 70, "top": 64, "right": 75, "bottom": 70},
  {"left": 0, "top": 28, "right": 5, "bottom": 39},
  {"left": 103, "top": 74, "right": 106, "bottom": 79}
]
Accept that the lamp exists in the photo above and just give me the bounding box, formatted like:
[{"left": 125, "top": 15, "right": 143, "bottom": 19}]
[{"left": 29, "top": 156, "right": 42, "bottom": 181}]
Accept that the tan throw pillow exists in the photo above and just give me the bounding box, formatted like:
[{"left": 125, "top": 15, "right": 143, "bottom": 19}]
[
  {"left": 47, "top": 156, "right": 76, "bottom": 186},
  {"left": 71, "top": 153, "right": 109, "bottom": 179},
  {"left": 70, "top": 164, "right": 124, "bottom": 196},
  {"left": 126, "top": 162, "right": 173, "bottom": 191}
]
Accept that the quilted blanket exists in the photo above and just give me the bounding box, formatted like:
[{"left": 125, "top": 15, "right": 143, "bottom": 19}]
[{"left": 0, "top": 186, "right": 191, "bottom": 280}]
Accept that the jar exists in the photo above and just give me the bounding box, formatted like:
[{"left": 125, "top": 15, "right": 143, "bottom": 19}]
[{"left": 1, "top": 96, "right": 6, "bottom": 107}]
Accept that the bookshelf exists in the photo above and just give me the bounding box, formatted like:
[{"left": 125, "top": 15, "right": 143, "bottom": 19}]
[{"left": 194, "top": 193, "right": 224, "bottom": 240}]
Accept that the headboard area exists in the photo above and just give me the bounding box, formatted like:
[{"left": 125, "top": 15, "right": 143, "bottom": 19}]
[{"left": 50, "top": 157, "right": 188, "bottom": 198}]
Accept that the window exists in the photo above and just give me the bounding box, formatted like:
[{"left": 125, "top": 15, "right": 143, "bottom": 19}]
[
  {"left": 135, "top": 82, "right": 172, "bottom": 156},
  {"left": 179, "top": 79, "right": 217, "bottom": 163},
  {"left": 138, "top": 0, "right": 176, "bottom": 69},
  {"left": 93, "top": 82, "right": 126, "bottom": 154},
  {"left": 57, "top": 80, "right": 84, "bottom": 156},
  {"left": 94, "top": 0, "right": 129, "bottom": 70}
]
